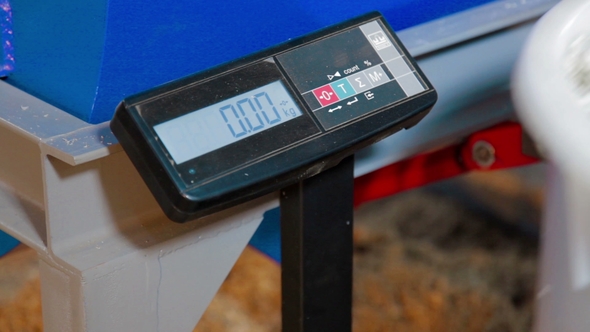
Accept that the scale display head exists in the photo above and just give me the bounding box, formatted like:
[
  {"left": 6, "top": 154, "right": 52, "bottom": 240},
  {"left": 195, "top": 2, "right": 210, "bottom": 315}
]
[{"left": 110, "top": 12, "right": 437, "bottom": 222}]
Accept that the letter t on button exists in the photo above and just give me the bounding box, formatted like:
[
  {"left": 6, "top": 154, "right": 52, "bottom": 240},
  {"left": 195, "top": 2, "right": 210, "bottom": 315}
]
[
  {"left": 337, "top": 84, "right": 347, "bottom": 94},
  {"left": 330, "top": 79, "right": 355, "bottom": 99}
]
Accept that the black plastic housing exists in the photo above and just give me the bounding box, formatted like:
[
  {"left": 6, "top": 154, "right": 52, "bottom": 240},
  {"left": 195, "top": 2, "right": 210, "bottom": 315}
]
[{"left": 110, "top": 12, "right": 437, "bottom": 222}]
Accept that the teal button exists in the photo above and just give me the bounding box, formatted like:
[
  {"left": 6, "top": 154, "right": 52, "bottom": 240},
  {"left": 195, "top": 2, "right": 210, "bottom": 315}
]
[{"left": 330, "top": 79, "right": 356, "bottom": 99}]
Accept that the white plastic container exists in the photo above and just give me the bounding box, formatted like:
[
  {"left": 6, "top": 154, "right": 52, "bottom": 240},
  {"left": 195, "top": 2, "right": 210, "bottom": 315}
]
[{"left": 513, "top": 0, "right": 590, "bottom": 331}]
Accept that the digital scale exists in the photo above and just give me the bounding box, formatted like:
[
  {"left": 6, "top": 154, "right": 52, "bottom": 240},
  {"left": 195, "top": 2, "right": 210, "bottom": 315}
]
[
  {"left": 111, "top": 12, "right": 436, "bottom": 331},
  {"left": 110, "top": 12, "right": 437, "bottom": 222}
]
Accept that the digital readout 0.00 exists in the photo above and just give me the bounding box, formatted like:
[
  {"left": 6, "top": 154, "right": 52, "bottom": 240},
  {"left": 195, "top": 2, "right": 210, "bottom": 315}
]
[{"left": 154, "top": 80, "right": 303, "bottom": 164}]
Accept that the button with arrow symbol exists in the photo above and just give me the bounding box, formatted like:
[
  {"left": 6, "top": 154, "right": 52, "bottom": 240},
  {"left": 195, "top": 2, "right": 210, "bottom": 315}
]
[
  {"left": 328, "top": 105, "right": 342, "bottom": 113},
  {"left": 347, "top": 97, "right": 358, "bottom": 105}
]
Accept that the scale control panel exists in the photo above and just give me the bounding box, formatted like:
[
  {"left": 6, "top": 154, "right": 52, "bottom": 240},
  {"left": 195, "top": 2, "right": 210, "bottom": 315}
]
[
  {"left": 111, "top": 12, "right": 437, "bottom": 222},
  {"left": 278, "top": 20, "right": 426, "bottom": 130}
]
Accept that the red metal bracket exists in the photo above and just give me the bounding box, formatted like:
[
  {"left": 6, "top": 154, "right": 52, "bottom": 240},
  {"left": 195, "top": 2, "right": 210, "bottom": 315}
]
[{"left": 353, "top": 122, "right": 540, "bottom": 207}]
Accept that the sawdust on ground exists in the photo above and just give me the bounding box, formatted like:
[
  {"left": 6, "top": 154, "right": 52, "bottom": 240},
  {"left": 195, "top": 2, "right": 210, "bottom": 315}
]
[{"left": 0, "top": 168, "right": 542, "bottom": 331}]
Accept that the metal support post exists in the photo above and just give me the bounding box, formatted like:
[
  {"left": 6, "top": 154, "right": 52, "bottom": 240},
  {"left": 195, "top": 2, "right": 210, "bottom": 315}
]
[{"left": 281, "top": 155, "right": 354, "bottom": 332}]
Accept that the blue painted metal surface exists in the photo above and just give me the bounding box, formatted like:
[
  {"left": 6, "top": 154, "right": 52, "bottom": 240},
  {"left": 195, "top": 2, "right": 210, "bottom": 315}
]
[
  {"left": 0, "top": 230, "right": 19, "bottom": 256},
  {"left": 0, "top": 0, "right": 14, "bottom": 77},
  {"left": 249, "top": 208, "right": 282, "bottom": 262},
  {"left": 6, "top": 0, "right": 493, "bottom": 124},
  {"left": 0, "top": 1, "right": 17, "bottom": 256}
]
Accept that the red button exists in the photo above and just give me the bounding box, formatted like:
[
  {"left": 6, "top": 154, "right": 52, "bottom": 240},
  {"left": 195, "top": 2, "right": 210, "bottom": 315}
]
[{"left": 312, "top": 85, "right": 340, "bottom": 107}]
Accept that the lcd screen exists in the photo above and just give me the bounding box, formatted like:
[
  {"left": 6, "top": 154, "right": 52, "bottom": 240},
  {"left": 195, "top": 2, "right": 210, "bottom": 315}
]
[{"left": 154, "top": 80, "right": 303, "bottom": 164}]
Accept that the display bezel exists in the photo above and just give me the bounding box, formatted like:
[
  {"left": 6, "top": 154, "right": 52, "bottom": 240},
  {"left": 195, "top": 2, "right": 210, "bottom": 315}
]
[
  {"left": 131, "top": 60, "right": 321, "bottom": 188},
  {"left": 111, "top": 12, "right": 438, "bottom": 222}
]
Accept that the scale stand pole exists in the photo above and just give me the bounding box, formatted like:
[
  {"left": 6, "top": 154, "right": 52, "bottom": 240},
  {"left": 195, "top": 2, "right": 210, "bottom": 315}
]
[{"left": 281, "top": 155, "right": 354, "bottom": 332}]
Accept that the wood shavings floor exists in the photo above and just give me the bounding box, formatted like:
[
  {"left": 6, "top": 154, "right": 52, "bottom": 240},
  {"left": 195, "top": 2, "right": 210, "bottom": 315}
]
[{"left": 0, "top": 166, "right": 543, "bottom": 331}]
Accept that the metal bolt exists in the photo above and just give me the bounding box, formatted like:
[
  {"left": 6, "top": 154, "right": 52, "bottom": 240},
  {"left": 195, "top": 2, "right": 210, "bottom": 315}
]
[{"left": 472, "top": 140, "right": 495, "bottom": 168}]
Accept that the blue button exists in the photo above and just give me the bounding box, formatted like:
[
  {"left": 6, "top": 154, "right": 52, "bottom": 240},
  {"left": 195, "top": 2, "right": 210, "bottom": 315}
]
[{"left": 330, "top": 78, "right": 356, "bottom": 99}]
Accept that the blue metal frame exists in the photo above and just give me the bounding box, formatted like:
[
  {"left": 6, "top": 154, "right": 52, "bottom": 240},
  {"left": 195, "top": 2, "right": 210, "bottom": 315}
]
[{"left": 6, "top": 0, "right": 493, "bottom": 123}]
